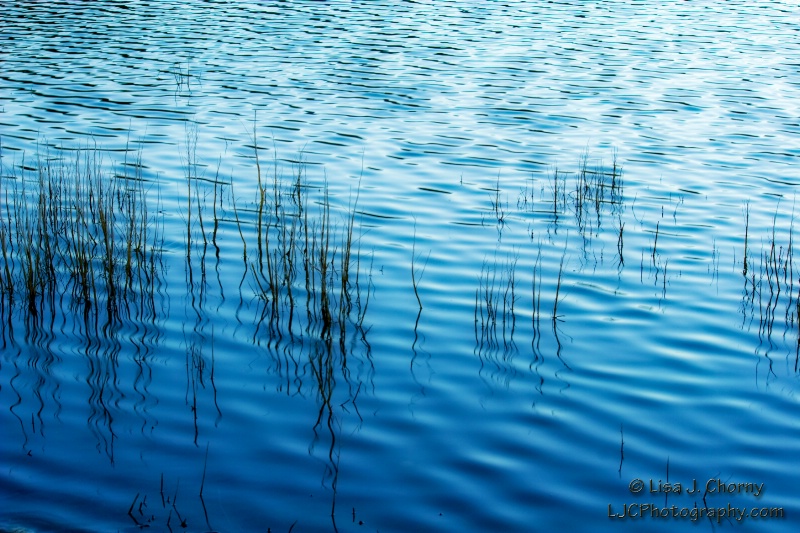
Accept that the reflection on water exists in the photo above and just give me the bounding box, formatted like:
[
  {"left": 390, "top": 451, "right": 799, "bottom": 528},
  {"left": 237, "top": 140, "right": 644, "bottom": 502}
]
[
  {"left": 2, "top": 1, "right": 800, "bottom": 531},
  {"left": 2, "top": 133, "right": 800, "bottom": 530},
  {"left": 739, "top": 200, "right": 800, "bottom": 379}
]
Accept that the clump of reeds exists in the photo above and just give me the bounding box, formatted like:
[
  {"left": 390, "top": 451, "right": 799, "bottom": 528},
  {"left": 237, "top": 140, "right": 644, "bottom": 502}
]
[
  {"left": 0, "top": 142, "right": 163, "bottom": 335},
  {"left": 174, "top": 118, "right": 372, "bottom": 347},
  {"left": 220, "top": 131, "right": 371, "bottom": 344},
  {"left": 474, "top": 252, "right": 518, "bottom": 350},
  {"left": 737, "top": 200, "right": 800, "bottom": 369},
  {"left": 517, "top": 150, "right": 623, "bottom": 237},
  {"left": 572, "top": 149, "right": 624, "bottom": 235}
]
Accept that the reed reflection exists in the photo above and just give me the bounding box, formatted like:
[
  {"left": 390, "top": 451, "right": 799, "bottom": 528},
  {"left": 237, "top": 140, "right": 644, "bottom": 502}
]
[
  {"left": 0, "top": 142, "right": 167, "bottom": 456},
  {"left": 475, "top": 152, "right": 625, "bottom": 392},
  {"left": 11, "top": 130, "right": 797, "bottom": 529},
  {"left": 474, "top": 252, "right": 519, "bottom": 387},
  {"left": 173, "top": 128, "right": 376, "bottom": 530},
  {"left": 739, "top": 201, "right": 800, "bottom": 379},
  {"left": 227, "top": 134, "right": 374, "bottom": 347}
]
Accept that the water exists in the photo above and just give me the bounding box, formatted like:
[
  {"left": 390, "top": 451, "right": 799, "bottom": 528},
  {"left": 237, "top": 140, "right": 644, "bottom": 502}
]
[{"left": 1, "top": 1, "right": 799, "bottom": 531}]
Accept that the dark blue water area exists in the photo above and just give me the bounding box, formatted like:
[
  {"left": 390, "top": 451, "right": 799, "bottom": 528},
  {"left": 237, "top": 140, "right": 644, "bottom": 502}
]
[{"left": 2, "top": 1, "right": 800, "bottom": 532}]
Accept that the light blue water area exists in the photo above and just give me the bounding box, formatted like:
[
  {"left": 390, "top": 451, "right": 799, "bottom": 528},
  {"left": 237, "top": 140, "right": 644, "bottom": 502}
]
[{"left": 1, "top": 1, "right": 800, "bottom": 531}]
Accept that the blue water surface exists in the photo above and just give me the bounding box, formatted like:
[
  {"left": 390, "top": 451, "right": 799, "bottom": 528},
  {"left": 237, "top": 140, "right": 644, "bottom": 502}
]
[{"left": 1, "top": 1, "right": 799, "bottom": 532}]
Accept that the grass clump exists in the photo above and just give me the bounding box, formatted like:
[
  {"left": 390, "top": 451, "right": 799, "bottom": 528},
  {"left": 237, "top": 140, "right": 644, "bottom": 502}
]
[
  {"left": 224, "top": 133, "right": 371, "bottom": 345},
  {"left": 0, "top": 143, "right": 163, "bottom": 336},
  {"left": 474, "top": 252, "right": 518, "bottom": 350}
]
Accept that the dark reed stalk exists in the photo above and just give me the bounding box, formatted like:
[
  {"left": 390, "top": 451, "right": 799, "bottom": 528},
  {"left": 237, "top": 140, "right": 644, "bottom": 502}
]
[
  {"left": 355, "top": 253, "right": 374, "bottom": 334},
  {"left": 194, "top": 169, "right": 208, "bottom": 250},
  {"left": 610, "top": 148, "right": 621, "bottom": 205},
  {"left": 411, "top": 224, "right": 429, "bottom": 311},
  {"left": 278, "top": 164, "right": 299, "bottom": 329},
  {"left": 477, "top": 259, "right": 496, "bottom": 345},
  {"left": 252, "top": 116, "right": 268, "bottom": 285},
  {"left": 574, "top": 152, "right": 589, "bottom": 223},
  {"left": 35, "top": 154, "right": 57, "bottom": 299},
  {"left": 550, "top": 166, "right": 560, "bottom": 218},
  {"left": 553, "top": 253, "right": 565, "bottom": 324},
  {"left": 66, "top": 166, "right": 88, "bottom": 311},
  {"left": 0, "top": 197, "right": 12, "bottom": 309},
  {"left": 299, "top": 165, "right": 313, "bottom": 319},
  {"left": 532, "top": 242, "right": 542, "bottom": 332},
  {"left": 2, "top": 131, "right": 380, "bottom": 348},
  {"left": 210, "top": 157, "right": 222, "bottom": 249},
  {"left": 652, "top": 221, "right": 660, "bottom": 264},
  {"left": 318, "top": 183, "right": 333, "bottom": 337},
  {"left": 227, "top": 172, "right": 248, "bottom": 267},
  {"left": 97, "top": 154, "right": 120, "bottom": 323},
  {"left": 786, "top": 210, "right": 796, "bottom": 329},
  {"left": 285, "top": 202, "right": 299, "bottom": 335},
  {"left": 503, "top": 254, "right": 518, "bottom": 342},
  {"left": 474, "top": 283, "right": 481, "bottom": 344},
  {"left": 788, "top": 202, "right": 795, "bottom": 288},
  {"left": 199, "top": 443, "right": 209, "bottom": 498},
  {"left": 743, "top": 201, "right": 750, "bottom": 277},
  {"left": 16, "top": 163, "right": 47, "bottom": 318},
  {"left": 486, "top": 260, "right": 498, "bottom": 336},
  {"left": 618, "top": 424, "right": 624, "bottom": 477},
  {"left": 491, "top": 172, "right": 505, "bottom": 225},
  {"left": 184, "top": 121, "right": 198, "bottom": 262},
  {"left": 341, "top": 179, "right": 361, "bottom": 292},
  {"left": 517, "top": 174, "right": 536, "bottom": 212},
  {"left": 127, "top": 492, "right": 141, "bottom": 526},
  {"left": 593, "top": 161, "right": 605, "bottom": 217}
]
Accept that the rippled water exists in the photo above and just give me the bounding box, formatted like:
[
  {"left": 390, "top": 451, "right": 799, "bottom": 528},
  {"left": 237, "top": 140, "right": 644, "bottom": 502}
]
[{"left": 2, "top": 1, "right": 800, "bottom": 532}]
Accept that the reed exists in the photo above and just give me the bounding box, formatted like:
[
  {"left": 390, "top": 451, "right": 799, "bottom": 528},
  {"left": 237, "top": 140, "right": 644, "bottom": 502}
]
[
  {"left": 184, "top": 121, "right": 198, "bottom": 262},
  {"left": 337, "top": 177, "right": 362, "bottom": 341},
  {"left": 618, "top": 424, "right": 625, "bottom": 477},
  {"left": 552, "top": 252, "right": 565, "bottom": 325},
  {"left": 252, "top": 119, "right": 269, "bottom": 287},
  {"left": 743, "top": 201, "right": 750, "bottom": 277},
  {"left": 550, "top": 166, "right": 563, "bottom": 219},
  {"left": 574, "top": 151, "right": 589, "bottom": 223},
  {"left": 490, "top": 172, "right": 506, "bottom": 225},
  {"left": 340, "top": 178, "right": 361, "bottom": 292},
  {"left": 411, "top": 224, "right": 429, "bottom": 311},
  {"left": 475, "top": 258, "right": 498, "bottom": 346},
  {"left": 652, "top": 221, "right": 660, "bottom": 264},
  {"left": 503, "top": 253, "right": 518, "bottom": 340},
  {"left": 610, "top": 148, "right": 623, "bottom": 207},
  {"left": 317, "top": 183, "right": 333, "bottom": 337},
  {"left": 532, "top": 243, "right": 542, "bottom": 332},
  {"left": 0, "top": 194, "right": 12, "bottom": 317},
  {"left": 229, "top": 171, "right": 248, "bottom": 263}
]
